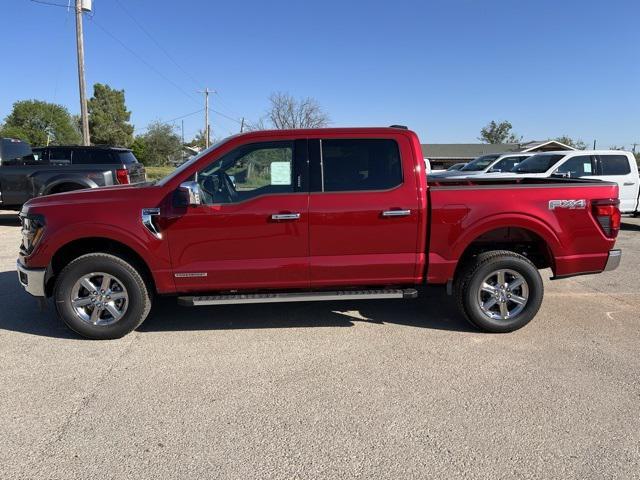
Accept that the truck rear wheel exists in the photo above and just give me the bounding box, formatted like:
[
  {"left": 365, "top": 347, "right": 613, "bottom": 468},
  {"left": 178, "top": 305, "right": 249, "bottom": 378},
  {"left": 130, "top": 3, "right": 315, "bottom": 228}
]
[
  {"left": 54, "top": 253, "right": 152, "bottom": 339},
  {"left": 454, "top": 250, "right": 543, "bottom": 333}
]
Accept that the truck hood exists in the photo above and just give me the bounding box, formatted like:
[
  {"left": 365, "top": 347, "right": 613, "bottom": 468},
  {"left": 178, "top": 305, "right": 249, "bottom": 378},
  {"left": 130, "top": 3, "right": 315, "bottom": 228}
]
[{"left": 23, "top": 182, "right": 166, "bottom": 212}]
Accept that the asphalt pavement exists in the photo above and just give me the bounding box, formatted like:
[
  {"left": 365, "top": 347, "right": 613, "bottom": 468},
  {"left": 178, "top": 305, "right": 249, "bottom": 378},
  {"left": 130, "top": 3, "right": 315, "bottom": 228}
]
[{"left": 1, "top": 210, "right": 639, "bottom": 479}]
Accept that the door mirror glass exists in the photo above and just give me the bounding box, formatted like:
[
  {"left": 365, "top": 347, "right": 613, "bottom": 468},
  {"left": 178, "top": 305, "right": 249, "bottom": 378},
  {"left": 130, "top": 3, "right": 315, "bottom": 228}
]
[{"left": 179, "top": 181, "right": 202, "bottom": 206}]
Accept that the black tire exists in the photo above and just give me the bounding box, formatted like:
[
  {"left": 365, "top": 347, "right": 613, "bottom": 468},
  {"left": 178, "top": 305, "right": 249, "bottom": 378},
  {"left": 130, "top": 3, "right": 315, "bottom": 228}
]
[
  {"left": 454, "top": 250, "right": 543, "bottom": 333},
  {"left": 54, "top": 253, "right": 152, "bottom": 339}
]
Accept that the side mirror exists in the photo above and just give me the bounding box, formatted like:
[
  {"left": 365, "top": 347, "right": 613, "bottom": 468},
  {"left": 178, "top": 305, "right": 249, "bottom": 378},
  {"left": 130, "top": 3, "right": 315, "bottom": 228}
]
[
  {"left": 489, "top": 168, "right": 502, "bottom": 173},
  {"left": 552, "top": 171, "right": 570, "bottom": 179},
  {"left": 179, "top": 181, "right": 202, "bottom": 206}
]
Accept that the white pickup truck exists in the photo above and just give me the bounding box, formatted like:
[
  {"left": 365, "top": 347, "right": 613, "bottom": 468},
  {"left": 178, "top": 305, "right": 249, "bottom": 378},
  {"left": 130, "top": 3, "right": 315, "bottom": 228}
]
[
  {"left": 484, "top": 150, "right": 640, "bottom": 214},
  {"left": 431, "top": 152, "right": 534, "bottom": 178}
]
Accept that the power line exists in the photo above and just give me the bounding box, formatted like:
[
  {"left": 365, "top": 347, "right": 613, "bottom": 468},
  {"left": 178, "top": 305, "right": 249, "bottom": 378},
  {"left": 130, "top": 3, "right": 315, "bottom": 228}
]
[
  {"left": 134, "top": 108, "right": 204, "bottom": 133},
  {"left": 111, "top": 0, "right": 245, "bottom": 125},
  {"left": 30, "top": 0, "right": 70, "bottom": 8},
  {"left": 112, "top": 0, "right": 203, "bottom": 89},
  {"left": 88, "top": 16, "right": 201, "bottom": 106}
]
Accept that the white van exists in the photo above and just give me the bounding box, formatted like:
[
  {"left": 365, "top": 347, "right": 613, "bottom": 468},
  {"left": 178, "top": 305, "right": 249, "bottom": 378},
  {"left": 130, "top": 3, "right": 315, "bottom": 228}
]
[{"left": 507, "top": 150, "right": 640, "bottom": 214}]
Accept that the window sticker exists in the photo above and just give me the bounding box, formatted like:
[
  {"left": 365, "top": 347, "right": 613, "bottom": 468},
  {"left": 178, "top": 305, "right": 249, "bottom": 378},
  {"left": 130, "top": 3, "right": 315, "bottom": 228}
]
[
  {"left": 271, "top": 162, "right": 291, "bottom": 185},
  {"left": 584, "top": 163, "right": 592, "bottom": 173}
]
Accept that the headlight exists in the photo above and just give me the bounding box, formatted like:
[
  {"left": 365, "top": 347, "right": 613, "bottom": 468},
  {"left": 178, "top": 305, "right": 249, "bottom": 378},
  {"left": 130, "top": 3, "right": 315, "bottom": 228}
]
[{"left": 19, "top": 213, "right": 46, "bottom": 255}]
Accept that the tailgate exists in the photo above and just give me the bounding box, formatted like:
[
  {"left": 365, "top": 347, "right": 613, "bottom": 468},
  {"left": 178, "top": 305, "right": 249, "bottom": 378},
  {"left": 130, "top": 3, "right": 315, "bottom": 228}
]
[{"left": 126, "top": 163, "right": 147, "bottom": 183}]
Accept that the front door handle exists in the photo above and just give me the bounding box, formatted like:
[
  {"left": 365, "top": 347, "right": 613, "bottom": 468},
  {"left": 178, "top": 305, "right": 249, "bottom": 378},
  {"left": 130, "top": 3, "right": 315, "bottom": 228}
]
[
  {"left": 623, "top": 182, "right": 635, "bottom": 186},
  {"left": 382, "top": 209, "right": 411, "bottom": 217},
  {"left": 271, "top": 213, "right": 301, "bottom": 221}
]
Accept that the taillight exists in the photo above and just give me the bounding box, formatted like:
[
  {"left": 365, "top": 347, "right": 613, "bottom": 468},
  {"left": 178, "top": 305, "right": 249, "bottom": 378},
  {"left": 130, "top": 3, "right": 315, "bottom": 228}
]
[
  {"left": 591, "top": 199, "right": 621, "bottom": 238},
  {"left": 116, "top": 168, "right": 130, "bottom": 184}
]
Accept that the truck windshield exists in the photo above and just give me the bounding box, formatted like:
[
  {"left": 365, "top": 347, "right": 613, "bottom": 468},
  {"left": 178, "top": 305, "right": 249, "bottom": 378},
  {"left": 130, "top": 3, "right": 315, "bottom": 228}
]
[
  {"left": 460, "top": 154, "right": 500, "bottom": 171},
  {"left": 512, "top": 154, "right": 566, "bottom": 174},
  {"left": 1, "top": 139, "right": 33, "bottom": 164},
  {"left": 155, "top": 135, "right": 237, "bottom": 186}
]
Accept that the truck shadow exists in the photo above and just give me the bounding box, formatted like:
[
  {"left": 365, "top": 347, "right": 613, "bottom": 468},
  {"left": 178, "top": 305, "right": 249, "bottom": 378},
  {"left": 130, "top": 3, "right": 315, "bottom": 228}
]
[
  {"left": 621, "top": 220, "right": 640, "bottom": 232},
  {"left": 0, "top": 212, "right": 20, "bottom": 226},
  {"left": 0, "top": 270, "right": 475, "bottom": 339},
  {"left": 140, "top": 287, "right": 474, "bottom": 333}
]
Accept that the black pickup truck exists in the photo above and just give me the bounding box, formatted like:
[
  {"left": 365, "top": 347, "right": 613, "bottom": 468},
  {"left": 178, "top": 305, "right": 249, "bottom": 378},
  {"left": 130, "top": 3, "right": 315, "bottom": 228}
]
[{"left": 0, "top": 139, "right": 146, "bottom": 209}]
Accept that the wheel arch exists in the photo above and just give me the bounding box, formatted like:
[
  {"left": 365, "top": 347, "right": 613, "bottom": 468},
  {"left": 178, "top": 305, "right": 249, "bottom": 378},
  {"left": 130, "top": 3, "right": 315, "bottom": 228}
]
[
  {"left": 39, "top": 176, "right": 97, "bottom": 196},
  {"left": 46, "top": 237, "right": 156, "bottom": 297},
  {"left": 450, "top": 215, "right": 562, "bottom": 279}
]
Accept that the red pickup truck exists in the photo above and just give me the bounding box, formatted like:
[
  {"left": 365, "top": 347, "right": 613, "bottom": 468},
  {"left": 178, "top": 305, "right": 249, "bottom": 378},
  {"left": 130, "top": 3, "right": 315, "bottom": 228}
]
[{"left": 16, "top": 127, "right": 622, "bottom": 339}]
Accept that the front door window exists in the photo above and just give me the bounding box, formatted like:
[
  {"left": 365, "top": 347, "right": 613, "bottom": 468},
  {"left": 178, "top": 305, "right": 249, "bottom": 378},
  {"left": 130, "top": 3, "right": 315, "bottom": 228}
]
[{"left": 197, "top": 142, "right": 294, "bottom": 204}]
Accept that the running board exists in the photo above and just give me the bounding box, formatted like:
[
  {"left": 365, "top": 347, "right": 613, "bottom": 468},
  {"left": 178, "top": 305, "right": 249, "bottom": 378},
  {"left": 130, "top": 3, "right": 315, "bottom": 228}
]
[{"left": 178, "top": 288, "right": 418, "bottom": 307}]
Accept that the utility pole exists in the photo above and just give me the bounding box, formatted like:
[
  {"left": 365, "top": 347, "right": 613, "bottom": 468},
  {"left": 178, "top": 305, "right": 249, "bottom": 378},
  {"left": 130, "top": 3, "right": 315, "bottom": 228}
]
[
  {"left": 75, "top": 0, "right": 90, "bottom": 146},
  {"left": 198, "top": 88, "right": 212, "bottom": 148},
  {"left": 181, "top": 120, "right": 185, "bottom": 162},
  {"left": 593, "top": 140, "right": 597, "bottom": 150},
  {"left": 240, "top": 117, "right": 245, "bottom": 133}
]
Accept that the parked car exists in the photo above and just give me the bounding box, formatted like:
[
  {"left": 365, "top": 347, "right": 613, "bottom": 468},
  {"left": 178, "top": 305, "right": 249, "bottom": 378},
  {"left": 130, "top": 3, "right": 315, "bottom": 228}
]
[
  {"left": 17, "top": 127, "right": 621, "bottom": 339},
  {"left": 447, "top": 162, "right": 467, "bottom": 171},
  {"left": 507, "top": 151, "right": 639, "bottom": 214},
  {"left": 433, "top": 153, "right": 534, "bottom": 178},
  {"left": 0, "top": 143, "right": 146, "bottom": 209}
]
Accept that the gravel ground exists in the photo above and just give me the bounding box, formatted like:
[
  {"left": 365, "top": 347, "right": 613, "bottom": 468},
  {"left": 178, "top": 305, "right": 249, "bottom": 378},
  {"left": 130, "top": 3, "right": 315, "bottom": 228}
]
[{"left": 1, "top": 210, "right": 639, "bottom": 479}]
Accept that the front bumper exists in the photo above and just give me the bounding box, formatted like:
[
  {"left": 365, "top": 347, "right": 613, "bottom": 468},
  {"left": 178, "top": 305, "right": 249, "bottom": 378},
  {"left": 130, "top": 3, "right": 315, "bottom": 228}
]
[
  {"left": 604, "top": 249, "right": 621, "bottom": 272},
  {"left": 16, "top": 261, "right": 46, "bottom": 297}
]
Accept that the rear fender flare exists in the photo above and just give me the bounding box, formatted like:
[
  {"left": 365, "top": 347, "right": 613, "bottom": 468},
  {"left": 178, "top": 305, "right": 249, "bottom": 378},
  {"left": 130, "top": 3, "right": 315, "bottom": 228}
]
[
  {"left": 37, "top": 175, "right": 99, "bottom": 196},
  {"left": 450, "top": 213, "right": 562, "bottom": 262}
]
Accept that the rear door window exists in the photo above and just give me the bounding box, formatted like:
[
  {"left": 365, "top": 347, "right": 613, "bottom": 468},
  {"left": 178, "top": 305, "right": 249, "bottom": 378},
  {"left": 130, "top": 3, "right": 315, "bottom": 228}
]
[
  {"left": 49, "top": 148, "right": 72, "bottom": 165},
  {"left": 115, "top": 151, "right": 138, "bottom": 164},
  {"left": 320, "top": 139, "right": 402, "bottom": 192},
  {"left": 599, "top": 155, "right": 631, "bottom": 175},
  {"left": 555, "top": 155, "right": 596, "bottom": 177},
  {"left": 72, "top": 149, "right": 115, "bottom": 164}
]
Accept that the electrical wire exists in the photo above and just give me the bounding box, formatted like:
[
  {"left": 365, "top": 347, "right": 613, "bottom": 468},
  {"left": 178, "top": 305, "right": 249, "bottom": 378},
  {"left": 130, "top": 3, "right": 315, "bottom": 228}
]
[
  {"left": 112, "top": 0, "right": 203, "bottom": 90},
  {"left": 88, "top": 16, "right": 201, "bottom": 106},
  {"left": 134, "top": 108, "right": 204, "bottom": 133},
  {"left": 30, "top": 0, "right": 69, "bottom": 8}
]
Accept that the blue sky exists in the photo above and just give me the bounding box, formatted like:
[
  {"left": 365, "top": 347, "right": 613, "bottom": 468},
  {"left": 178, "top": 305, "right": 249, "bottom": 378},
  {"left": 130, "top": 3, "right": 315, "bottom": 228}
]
[{"left": 3, "top": 0, "right": 639, "bottom": 147}]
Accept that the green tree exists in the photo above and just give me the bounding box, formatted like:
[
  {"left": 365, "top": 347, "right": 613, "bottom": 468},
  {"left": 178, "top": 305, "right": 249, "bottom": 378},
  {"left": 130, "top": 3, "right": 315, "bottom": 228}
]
[
  {"left": 138, "top": 121, "right": 182, "bottom": 166},
  {"left": 130, "top": 136, "right": 148, "bottom": 164},
  {"left": 479, "top": 120, "right": 521, "bottom": 144},
  {"left": 186, "top": 129, "right": 207, "bottom": 149},
  {"left": 88, "top": 83, "right": 134, "bottom": 147},
  {"left": 554, "top": 135, "right": 587, "bottom": 150},
  {"left": 0, "top": 100, "right": 81, "bottom": 146}
]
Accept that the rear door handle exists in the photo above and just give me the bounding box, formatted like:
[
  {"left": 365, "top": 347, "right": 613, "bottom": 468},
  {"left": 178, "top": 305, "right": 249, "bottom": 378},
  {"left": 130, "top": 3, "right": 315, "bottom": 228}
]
[
  {"left": 382, "top": 209, "right": 411, "bottom": 217},
  {"left": 271, "top": 213, "right": 301, "bottom": 221},
  {"left": 623, "top": 182, "right": 635, "bottom": 186}
]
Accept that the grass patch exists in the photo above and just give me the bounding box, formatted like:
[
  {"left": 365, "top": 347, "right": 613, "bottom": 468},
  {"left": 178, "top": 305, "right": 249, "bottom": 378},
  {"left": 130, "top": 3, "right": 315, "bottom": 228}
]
[{"left": 145, "top": 166, "right": 175, "bottom": 181}]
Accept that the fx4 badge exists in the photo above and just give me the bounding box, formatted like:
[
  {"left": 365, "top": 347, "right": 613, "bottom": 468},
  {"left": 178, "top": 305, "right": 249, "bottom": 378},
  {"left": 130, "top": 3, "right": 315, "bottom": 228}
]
[{"left": 548, "top": 199, "right": 587, "bottom": 210}]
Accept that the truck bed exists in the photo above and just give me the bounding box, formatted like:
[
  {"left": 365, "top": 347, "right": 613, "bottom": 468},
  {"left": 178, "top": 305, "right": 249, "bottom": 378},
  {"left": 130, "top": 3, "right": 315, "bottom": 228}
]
[{"left": 425, "top": 176, "right": 619, "bottom": 283}]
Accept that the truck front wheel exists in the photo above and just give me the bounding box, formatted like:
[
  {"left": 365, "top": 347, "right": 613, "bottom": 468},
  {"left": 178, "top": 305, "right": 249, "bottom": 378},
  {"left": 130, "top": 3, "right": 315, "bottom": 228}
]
[
  {"left": 54, "top": 253, "right": 152, "bottom": 339},
  {"left": 454, "top": 250, "right": 543, "bottom": 333}
]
